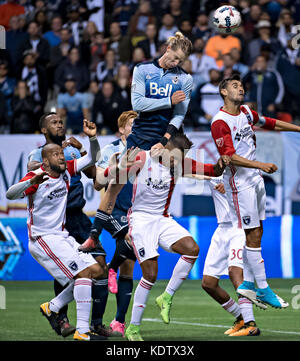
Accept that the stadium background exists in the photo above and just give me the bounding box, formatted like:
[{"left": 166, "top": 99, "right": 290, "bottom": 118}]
[{"left": 0, "top": 0, "right": 300, "bottom": 283}]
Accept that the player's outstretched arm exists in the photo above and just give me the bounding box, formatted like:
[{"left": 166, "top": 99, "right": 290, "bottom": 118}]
[
  {"left": 6, "top": 172, "right": 49, "bottom": 200},
  {"left": 230, "top": 153, "right": 278, "bottom": 174},
  {"left": 75, "top": 119, "right": 101, "bottom": 173},
  {"left": 273, "top": 119, "right": 300, "bottom": 132}
]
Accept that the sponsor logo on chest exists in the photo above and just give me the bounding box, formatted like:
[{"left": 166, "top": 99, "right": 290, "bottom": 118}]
[{"left": 149, "top": 82, "right": 173, "bottom": 97}]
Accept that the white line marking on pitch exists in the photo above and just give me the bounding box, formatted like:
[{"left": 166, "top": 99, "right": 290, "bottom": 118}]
[{"left": 143, "top": 318, "right": 300, "bottom": 336}]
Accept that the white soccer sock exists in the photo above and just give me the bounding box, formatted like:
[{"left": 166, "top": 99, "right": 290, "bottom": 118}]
[
  {"left": 245, "top": 247, "right": 268, "bottom": 289},
  {"left": 73, "top": 278, "right": 92, "bottom": 334},
  {"left": 49, "top": 280, "right": 74, "bottom": 313},
  {"left": 130, "top": 277, "right": 154, "bottom": 326},
  {"left": 165, "top": 255, "right": 198, "bottom": 297},
  {"left": 242, "top": 246, "right": 255, "bottom": 283},
  {"left": 238, "top": 297, "right": 255, "bottom": 323},
  {"left": 221, "top": 297, "right": 241, "bottom": 318}
]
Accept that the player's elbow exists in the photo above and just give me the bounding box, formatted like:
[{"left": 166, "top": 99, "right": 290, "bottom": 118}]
[{"left": 6, "top": 189, "right": 16, "bottom": 200}]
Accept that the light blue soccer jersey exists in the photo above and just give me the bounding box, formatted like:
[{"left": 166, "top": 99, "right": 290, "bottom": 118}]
[{"left": 131, "top": 58, "right": 193, "bottom": 141}]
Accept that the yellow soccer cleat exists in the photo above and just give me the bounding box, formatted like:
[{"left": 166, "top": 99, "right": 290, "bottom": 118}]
[
  {"left": 40, "top": 302, "right": 60, "bottom": 335},
  {"left": 229, "top": 321, "right": 261, "bottom": 336},
  {"left": 125, "top": 324, "right": 144, "bottom": 341},
  {"left": 73, "top": 330, "right": 107, "bottom": 341},
  {"left": 155, "top": 292, "right": 173, "bottom": 324},
  {"left": 224, "top": 317, "right": 244, "bottom": 335}
]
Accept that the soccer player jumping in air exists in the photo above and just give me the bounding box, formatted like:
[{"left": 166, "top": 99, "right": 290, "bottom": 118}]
[
  {"left": 80, "top": 32, "right": 194, "bottom": 263},
  {"left": 211, "top": 74, "right": 300, "bottom": 309}
]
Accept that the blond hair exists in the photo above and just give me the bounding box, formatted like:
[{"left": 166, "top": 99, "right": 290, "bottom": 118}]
[
  {"left": 166, "top": 31, "right": 192, "bottom": 56},
  {"left": 118, "top": 110, "right": 138, "bottom": 129}
]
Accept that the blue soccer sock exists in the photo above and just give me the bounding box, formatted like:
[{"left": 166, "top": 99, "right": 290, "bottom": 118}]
[
  {"left": 91, "top": 278, "right": 108, "bottom": 327},
  {"left": 115, "top": 275, "right": 133, "bottom": 324}
]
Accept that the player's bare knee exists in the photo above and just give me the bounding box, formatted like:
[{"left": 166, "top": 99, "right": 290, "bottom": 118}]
[
  {"left": 95, "top": 255, "right": 108, "bottom": 278},
  {"left": 89, "top": 263, "right": 105, "bottom": 280},
  {"left": 185, "top": 239, "right": 199, "bottom": 257},
  {"left": 142, "top": 267, "right": 157, "bottom": 284},
  {"left": 245, "top": 227, "right": 263, "bottom": 247},
  {"left": 119, "top": 259, "right": 135, "bottom": 277},
  {"left": 75, "top": 267, "right": 92, "bottom": 279},
  {"left": 202, "top": 276, "right": 217, "bottom": 293}
]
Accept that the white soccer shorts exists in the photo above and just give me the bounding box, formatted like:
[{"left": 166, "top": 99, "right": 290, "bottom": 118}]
[
  {"left": 28, "top": 233, "right": 98, "bottom": 286},
  {"left": 128, "top": 213, "right": 192, "bottom": 264},
  {"left": 226, "top": 177, "right": 266, "bottom": 229},
  {"left": 203, "top": 223, "right": 245, "bottom": 278}
]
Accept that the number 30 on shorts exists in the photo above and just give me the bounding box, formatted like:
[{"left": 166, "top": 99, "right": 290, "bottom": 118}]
[{"left": 230, "top": 248, "right": 243, "bottom": 260}]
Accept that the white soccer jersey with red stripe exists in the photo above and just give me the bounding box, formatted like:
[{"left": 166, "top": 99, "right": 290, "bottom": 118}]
[
  {"left": 211, "top": 105, "right": 262, "bottom": 192},
  {"left": 20, "top": 160, "right": 77, "bottom": 239},
  {"left": 130, "top": 151, "right": 175, "bottom": 216}
]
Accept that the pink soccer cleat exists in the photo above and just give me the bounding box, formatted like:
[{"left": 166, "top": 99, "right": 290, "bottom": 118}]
[
  {"left": 110, "top": 319, "right": 125, "bottom": 337},
  {"left": 108, "top": 268, "right": 118, "bottom": 294}
]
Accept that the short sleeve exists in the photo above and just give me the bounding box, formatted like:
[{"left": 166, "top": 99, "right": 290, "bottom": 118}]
[
  {"left": 211, "top": 119, "right": 236, "bottom": 156},
  {"left": 28, "top": 148, "right": 42, "bottom": 163}
]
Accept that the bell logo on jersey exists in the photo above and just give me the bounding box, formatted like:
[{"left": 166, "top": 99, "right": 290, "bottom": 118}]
[{"left": 149, "top": 82, "right": 172, "bottom": 97}]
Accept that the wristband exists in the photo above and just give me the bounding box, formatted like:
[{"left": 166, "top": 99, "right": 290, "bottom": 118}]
[
  {"left": 80, "top": 146, "right": 86, "bottom": 153},
  {"left": 160, "top": 136, "right": 169, "bottom": 146},
  {"left": 166, "top": 124, "right": 178, "bottom": 136}
]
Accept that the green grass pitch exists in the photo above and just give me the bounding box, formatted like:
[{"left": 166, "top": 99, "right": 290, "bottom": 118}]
[{"left": 0, "top": 278, "right": 299, "bottom": 341}]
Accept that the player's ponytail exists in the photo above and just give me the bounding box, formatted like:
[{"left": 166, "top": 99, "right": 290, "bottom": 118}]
[{"left": 166, "top": 31, "right": 192, "bottom": 56}]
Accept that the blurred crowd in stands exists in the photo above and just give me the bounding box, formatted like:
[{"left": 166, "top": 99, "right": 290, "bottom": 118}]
[{"left": 0, "top": 0, "right": 299, "bottom": 135}]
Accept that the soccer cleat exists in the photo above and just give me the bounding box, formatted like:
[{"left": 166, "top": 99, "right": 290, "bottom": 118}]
[
  {"left": 229, "top": 321, "right": 261, "bottom": 336},
  {"left": 224, "top": 317, "right": 244, "bottom": 335},
  {"left": 40, "top": 302, "right": 61, "bottom": 335},
  {"left": 155, "top": 292, "right": 173, "bottom": 324},
  {"left": 78, "top": 237, "right": 98, "bottom": 253},
  {"left": 108, "top": 268, "right": 118, "bottom": 294},
  {"left": 59, "top": 317, "right": 76, "bottom": 338},
  {"left": 125, "top": 324, "right": 143, "bottom": 341},
  {"left": 91, "top": 323, "right": 122, "bottom": 337},
  {"left": 73, "top": 330, "right": 107, "bottom": 341},
  {"left": 110, "top": 319, "right": 126, "bottom": 337},
  {"left": 256, "top": 286, "right": 289, "bottom": 309},
  {"left": 236, "top": 281, "right": 267, "bottom": 310}
]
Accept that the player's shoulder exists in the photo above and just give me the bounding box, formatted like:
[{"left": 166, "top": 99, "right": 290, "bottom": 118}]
[
  {"left": 211, "top": 108, "right": 226, "bottom": 125},
  {"left": 135, "top": 60, "right": 155, "bottom": 68},
  {"left": 28, "top": 147, "right": 43, "bottom": 162}
]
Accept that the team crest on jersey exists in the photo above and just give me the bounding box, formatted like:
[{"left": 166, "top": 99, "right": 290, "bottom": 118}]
[
  {"left": 216, "top": 137, "right": 224, "bottom": 148},
  {"left": 121, "top": 216, "right": 127, "bottom": 223},
  {"left": 63, "top": 174, "right": 68, "bottom": 182},
  {"left": 138, "top": 248, "right": 145, "bottom": 257},
  {"left": 172, "top": 76, "right": 179, "bottom": 84},
  {"left": 68, "top": 261, "right": 78, "bottom": 271},
  {"left": 242, "top": 216, "right": 251, "bottom": 225}
]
